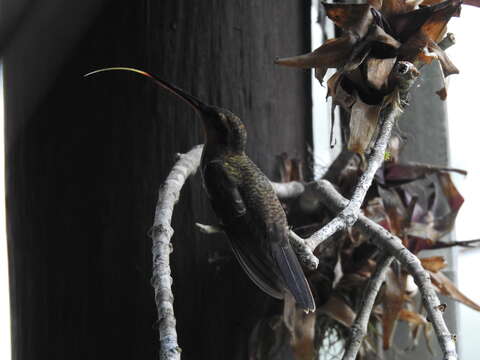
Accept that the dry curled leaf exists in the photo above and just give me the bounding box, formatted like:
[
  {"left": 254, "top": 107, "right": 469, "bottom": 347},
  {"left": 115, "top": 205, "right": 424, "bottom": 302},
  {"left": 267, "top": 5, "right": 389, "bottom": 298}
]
[
  {"left": 367, "top": 57, "right": 397, "bottom": 91},
  {"left": 324, "top": 3, "right": 373, "bottom": 37},
  {"left": 436, "top": 86, "right": 447, "bottom": 100},
  {"left": 274, "top": 35, "right": 356, "bottom": 69},
  {"left": 420, "top": 256, "right": 447, "bottom": 272},
  {"left": 430, "top": 271, "right": 480, "bottom": 311},
  {"left": 275, "top": 0, "right": 464, "bottom": 156},
  {"left": 292, "top": 312, "right": 316, "bottom": 360},
  {"left": 382, "top": 162, "right": 466, "bottom": 185},
  {"left": 348, "top": 96, "right": 383, "bottom": 154},
  {"left": 318, "top": 295, "right": 356, "bottom": 328},
  {"left": 382, "top": 269, "right": 407, "bottom": 349},
  {"left": 399, "top": 308, "right": 428, "bottom": 325}
]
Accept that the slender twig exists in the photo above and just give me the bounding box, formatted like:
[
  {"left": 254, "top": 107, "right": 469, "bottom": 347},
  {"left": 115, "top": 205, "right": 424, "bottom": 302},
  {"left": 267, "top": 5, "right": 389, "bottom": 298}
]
[
  {"left": 342, "top": 254, "right": 394, "bottom": 360},
  {"left": 430, "top": 238, "right": 480, "bottom": 249},
  {"left": 288, "top": 230, "right": 319, "bottom": 270},
  {"left": 271, "top": 181, "right": 305, "bottom": 200},
  {"left": 314, "top": 180, "right": 457, "bottom": 360},
  {"left": 304, "top": 61, "right": 419, "bottom": 251},
  {"left": 270, "top": 179, "right": 457, "bottom": 358},
  {"left": 438, "top": 33, "right": 456, "bottom": 51},
  {"left": 150, "top": 145, "right": 203, "bottom": 360},
  {"left": 392, "top": 162, "right": 467, "bottom": 177},
  {"left": 195, "top": 221, "right": 319, "bottom": 271}
]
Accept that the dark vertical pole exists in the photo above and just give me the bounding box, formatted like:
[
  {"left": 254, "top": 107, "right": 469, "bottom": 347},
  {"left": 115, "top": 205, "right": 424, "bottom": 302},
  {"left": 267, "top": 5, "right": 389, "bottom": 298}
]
[{"left": 3, "top": 1, "right": 311, "bottom": 359}]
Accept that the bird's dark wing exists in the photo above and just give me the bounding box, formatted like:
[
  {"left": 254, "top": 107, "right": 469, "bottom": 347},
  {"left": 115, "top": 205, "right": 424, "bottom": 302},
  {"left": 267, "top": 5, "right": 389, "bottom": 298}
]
[
  {"left": 204, "top": 159, "right": 315, "bottom": 311},
  {"left": 203, "top": 160, "right": 284, "bottom": 299},
  {"left": 268, "top": 223, "right": 316, "bottom": 312}
]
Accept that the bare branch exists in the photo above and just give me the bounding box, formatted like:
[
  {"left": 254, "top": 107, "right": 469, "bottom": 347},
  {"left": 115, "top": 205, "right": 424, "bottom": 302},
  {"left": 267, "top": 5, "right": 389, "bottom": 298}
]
[
  {"left": 429, "top": 238, "right": 480, "bottom": 249},
  {"left": 288, "top": 230, "right": 319, "bottom": 271},
  {"left": 150, "top": 145, "right": 203, "bottom": 360},
  {"left": 314, "top": 180, "right": 457, "bottom": 360},
  {"left": 305, "top": 61, "right": 420, "bottom": 251},
  {"left": 322, "top": 149, "right": 356, "bottom": 184},
  {"left": 195, "top": 222, "right": 223, "bottom": 234},
  {"left": 271, "top": 181, "right": 305, "bottom": 200},
  {"left": 397, "top": 162, "right": 467, "bottom": 176},
  {"left": 342, "top": 254, "right": 394, "bottom": 360},
  {"left": 438, "top": 33, "right": 456, "bottom": 51},
  {"left": 194, "top": 221, "right": 319, "bottom": 271}
]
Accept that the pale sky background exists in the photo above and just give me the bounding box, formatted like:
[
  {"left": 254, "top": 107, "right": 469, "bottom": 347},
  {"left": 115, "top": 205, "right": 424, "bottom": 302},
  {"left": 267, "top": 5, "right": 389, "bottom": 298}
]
[{"left": 446, "top": 8, "right": 480, "bottom": 358}]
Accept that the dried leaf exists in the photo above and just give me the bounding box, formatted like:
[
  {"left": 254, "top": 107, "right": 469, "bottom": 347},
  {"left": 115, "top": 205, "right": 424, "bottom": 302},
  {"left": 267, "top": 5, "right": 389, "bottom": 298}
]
[
  {"left": 277, "top": 153, "right": 304, "bottom": 183},
  {"left": 292, "top": 312, "right": 316, "bottom": 360},
  {"left": 275, "top": 35, "right": 356, "bottom": 70},
  {"left": 437, "top": 172, "right": 464, "bottom": 212},
  {"left": 428, "top": 41, "right": 459, "bottom": 77},
  {"left": 348, "top": 95, "right": 382, "bottom": 155},
  {"left": 382, "top": 269, "right": 407, "bottom": 349},
  {"left": 420, "top": 256, "right": 447, "bottom": 272},
  {"left": 323, "top": 3, "right": 373, "bottom": 37},
  {"left": 382, "top": 0, "right": 421, "bottom": 17},
  {"left": 344, "top": 25, "right": 400, "bottom": 74},
  {"left": 430, "top": 271, "right": 480, "bottom": 311},
  {"left": 368, "top": 24, "right": 401, "bottom": 53},
  {"left": 326, "top": 71, "right": 343, "bottom": 98},
  {"left": 318, "top": 295, "right": 356, "bottom": 327},
  {"left": 343, "top": 69, "right": 381, "bottom": 104},
  {"left": 463, "top": 0, "right": 480, "bottom": 6},
  {"left": 315, "top": 66, "right": 328, "bottom": 86},
  {"left": 420, "top": 0, "right": 446, "bottom": 5},
  {"left": 378, "top": 186, "right": 408, "bottom": 235},
  {"left": 343, "top": 40, "right": 372, "bottom": 73},
  {"left": 248, "top": 316, "right": 292, "bottom": 359},
  {"left": 406, "top": 221, "right": 440, "bottom": 242},
  {"left": 364, "top": 197, "right": 391, "bottom": 228},
  {"left": 422, "top": 1, "right": 462, "bottom": 43},
  {"left": 399, "top": 31, "right": 431, "bottom": 64},
  {"left": 399, "top": 308, "right": 428, "bottom": 325},
  {"left": 427, "top": 239, "right": 480, "bottom": 250},
  {"left": 383, "top": 163, "right": 466, "bottom": 185},
  {"left": 436, "top": 87, "right": 447, "bottom": 100},
  {"left": 432, "top": 172, "right": 464, "bottom": 235},
  {"left": 366, "top": 57, "right": 397, "bottom": 91},
  {"left": 333, "top": 79, "right": 357, "bottom": 110},
  {"left": 390, "top": 7, "right": 439, "bottom": 43},
  {"left": 397, "top": 0, "right": 461, "bottom": 65}
]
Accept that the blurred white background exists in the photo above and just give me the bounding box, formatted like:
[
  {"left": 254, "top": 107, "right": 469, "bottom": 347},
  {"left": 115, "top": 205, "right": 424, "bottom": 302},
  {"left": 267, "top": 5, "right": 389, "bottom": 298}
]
[{"left": 447, "top": 7, "right": 480, "bottom": 358}]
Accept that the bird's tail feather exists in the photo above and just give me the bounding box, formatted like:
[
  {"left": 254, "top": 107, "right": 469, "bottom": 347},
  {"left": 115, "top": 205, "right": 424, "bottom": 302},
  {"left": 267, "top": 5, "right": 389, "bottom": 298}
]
[{"left": 272, "top": 241, "right": 316, "bottom": 312}]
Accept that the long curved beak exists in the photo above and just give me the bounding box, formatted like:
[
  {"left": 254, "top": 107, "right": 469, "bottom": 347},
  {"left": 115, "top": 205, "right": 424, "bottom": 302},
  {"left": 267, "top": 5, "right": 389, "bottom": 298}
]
[{"left": 84, "top": 67, "right": 206, "bottom": 114}]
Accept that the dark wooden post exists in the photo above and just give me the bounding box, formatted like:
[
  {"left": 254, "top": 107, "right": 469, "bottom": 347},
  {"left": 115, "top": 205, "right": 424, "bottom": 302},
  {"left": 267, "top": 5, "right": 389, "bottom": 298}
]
[{"left": 3, "top": 1, "right": 311, "bottom": 359}]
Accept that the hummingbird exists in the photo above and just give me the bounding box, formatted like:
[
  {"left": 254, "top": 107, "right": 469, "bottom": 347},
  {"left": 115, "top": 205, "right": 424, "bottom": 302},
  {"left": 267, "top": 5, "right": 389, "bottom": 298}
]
[{"left": 85, "top": 67, "right": 316, "bottom": 312}]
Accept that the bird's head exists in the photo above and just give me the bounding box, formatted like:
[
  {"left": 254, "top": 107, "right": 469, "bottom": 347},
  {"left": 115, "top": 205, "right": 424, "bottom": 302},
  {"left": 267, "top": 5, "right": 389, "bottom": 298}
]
[{"left": 84, "top": 67, "right": 247, "bottom": 153}]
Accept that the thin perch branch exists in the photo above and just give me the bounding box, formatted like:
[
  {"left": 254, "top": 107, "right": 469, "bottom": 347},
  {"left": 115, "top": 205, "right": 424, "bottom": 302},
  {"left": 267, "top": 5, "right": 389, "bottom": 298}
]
[
  {"left": 288, "top": 230, "right": 319, "bottom": 270},
  {"left": 342, "top": 254, "right": 394, "bottom": 360},
  {"left": 150, "top": 145, "right": 203, "bottom": 360},
  {"left": 271, "top": 181, "right": 305, "bottom": 200},
  {"left": 314, "top": 179, "right": 457, "bottom": 360},
  {"left": 194, "top": 221, "right": 319, "bottom": 271},
  {"left": 305, "top": 61, "right": 420, "bottom": 251}
]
